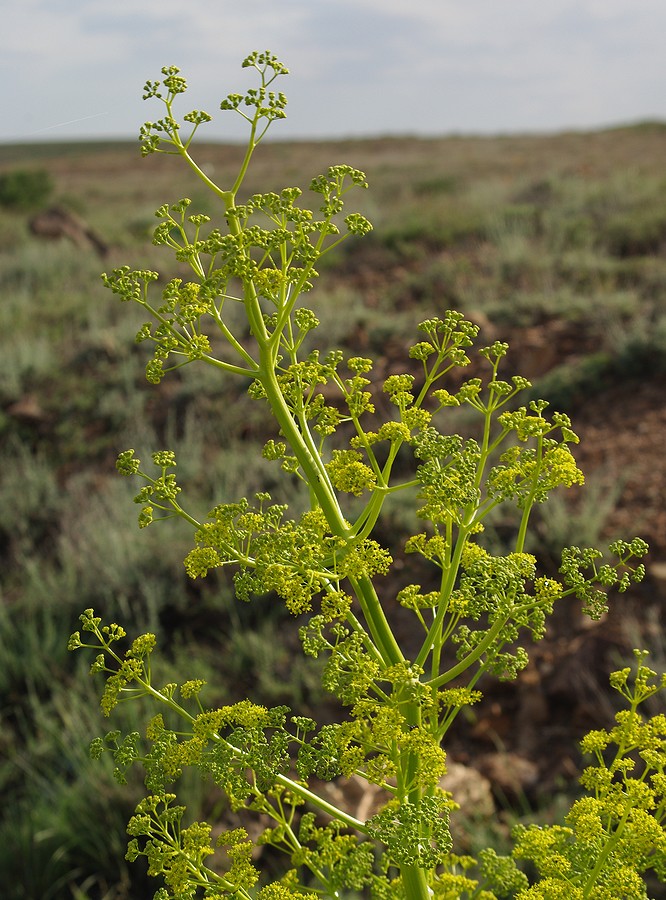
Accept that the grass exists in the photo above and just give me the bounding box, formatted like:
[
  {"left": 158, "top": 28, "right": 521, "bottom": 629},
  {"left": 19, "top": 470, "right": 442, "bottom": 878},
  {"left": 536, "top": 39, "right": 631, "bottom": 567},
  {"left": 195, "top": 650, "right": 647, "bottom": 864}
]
[{"left": 1, "top": 123, "right": 665, "bottom": 897}]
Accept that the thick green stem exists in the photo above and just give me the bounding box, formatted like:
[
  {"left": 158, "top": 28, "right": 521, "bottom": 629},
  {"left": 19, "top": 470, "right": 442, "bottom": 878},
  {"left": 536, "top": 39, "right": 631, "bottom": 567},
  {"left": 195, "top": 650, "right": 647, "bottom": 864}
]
[
  {"left": 219, "top": 193, "right": 405, "bottom": 666},
  {"left": 257, "top": 352, "right": 404, "bottom": 666},
  {"left": 401, "top": 863, "right": 430, "bottom": 900},
  {"left": 347, "top": 574, "right": 404, "bottom": 666}
]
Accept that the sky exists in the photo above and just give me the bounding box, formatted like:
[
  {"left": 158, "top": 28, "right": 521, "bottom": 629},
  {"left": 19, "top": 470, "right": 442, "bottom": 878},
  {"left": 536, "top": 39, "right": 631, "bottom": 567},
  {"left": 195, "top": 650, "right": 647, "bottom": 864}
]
[{"left": 2, "top": 0, "right": 665, "bottom": 144}]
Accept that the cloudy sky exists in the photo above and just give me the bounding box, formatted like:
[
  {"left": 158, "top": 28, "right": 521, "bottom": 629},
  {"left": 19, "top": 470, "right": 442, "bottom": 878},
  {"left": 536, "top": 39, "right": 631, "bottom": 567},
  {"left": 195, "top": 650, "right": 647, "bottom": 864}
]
[{"left": 2, "top": 0, "right": 665, "bottom": 144}]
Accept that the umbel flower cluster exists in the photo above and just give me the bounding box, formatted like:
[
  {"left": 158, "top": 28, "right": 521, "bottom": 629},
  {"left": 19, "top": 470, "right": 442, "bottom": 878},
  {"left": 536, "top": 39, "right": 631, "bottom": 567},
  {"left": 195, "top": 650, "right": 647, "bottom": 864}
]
[{"left": 71, "top": 53, "right": 664, "bottom": 900}]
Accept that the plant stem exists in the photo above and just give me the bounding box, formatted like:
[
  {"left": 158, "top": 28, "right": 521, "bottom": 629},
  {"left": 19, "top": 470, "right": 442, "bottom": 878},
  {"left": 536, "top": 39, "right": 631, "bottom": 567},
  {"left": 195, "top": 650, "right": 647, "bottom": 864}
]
[
  {"left": 428, "top": 615, "right": 507, "bottom": 689},
  {"left": 233, "top": 235, "right": 405, "bottom": 665},
  {"left": 401, "top": 863, "right": 431, "bottom": 900}
]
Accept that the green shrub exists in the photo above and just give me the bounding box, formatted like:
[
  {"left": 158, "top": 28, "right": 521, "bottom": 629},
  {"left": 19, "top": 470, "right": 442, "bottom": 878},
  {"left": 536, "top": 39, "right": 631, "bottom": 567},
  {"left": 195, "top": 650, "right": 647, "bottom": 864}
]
[
  {"left": 412, "top": 174, "right": 460, "bottom": 197},
  {"left": 526, "top": 353, "right": 614, "bottom": 411},
  {"left": 601, "top": 207, "right": 666, "bottom": 258},
  {"left": 0, "top": 167, "right": 53, "bottom": 210}
]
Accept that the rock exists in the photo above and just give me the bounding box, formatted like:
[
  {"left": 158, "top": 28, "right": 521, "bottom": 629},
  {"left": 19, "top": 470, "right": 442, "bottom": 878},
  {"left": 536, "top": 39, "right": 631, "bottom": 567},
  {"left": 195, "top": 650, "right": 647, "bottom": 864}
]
[
  {"left": 29, "top": 205, "right": 109, "bottom": 258},
  {"left": 441, "top": 760, "right": 495, "bottom": 820},
  {"left": 649, "top": 561, "right": 666, "bottom": 600},
  {"left": 6, "top": 394, "right": 46, "bottom": 422},
  {"left": 475, "top": 752, "right": 540, "bottom": 801}
]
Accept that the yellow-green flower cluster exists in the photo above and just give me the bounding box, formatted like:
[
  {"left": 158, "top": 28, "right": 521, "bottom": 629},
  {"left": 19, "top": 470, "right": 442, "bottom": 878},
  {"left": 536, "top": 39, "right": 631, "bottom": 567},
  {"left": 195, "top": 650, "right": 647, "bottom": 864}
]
[
  {"left": 488, "top": 441, "right": 584, "bottom": 506},
  {"left": 327, "top": 449, "right": 377, "bottom": 496},
  {"left": 512, "top": 654, "right": 666, "bottom": 897}
]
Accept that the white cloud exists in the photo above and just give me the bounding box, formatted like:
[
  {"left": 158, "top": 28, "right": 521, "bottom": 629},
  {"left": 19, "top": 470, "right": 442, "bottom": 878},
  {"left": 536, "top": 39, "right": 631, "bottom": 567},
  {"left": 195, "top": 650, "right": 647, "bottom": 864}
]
[{"left": 1, "top": 0, "right": 665, "bottom": 141}]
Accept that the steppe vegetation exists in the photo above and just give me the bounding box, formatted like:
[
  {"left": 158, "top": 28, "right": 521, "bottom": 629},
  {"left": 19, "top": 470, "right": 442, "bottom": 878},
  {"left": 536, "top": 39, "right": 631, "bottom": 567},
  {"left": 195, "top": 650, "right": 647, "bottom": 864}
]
[{"left": 1, "top": 85, "right": 665, "bottom": 899}]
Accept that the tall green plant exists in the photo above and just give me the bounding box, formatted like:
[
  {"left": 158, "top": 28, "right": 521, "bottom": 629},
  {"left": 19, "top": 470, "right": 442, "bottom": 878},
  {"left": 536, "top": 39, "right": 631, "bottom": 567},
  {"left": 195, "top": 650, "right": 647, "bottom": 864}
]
[{"left": 70, "top": 53, "right": 665, "bottom": 899}]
